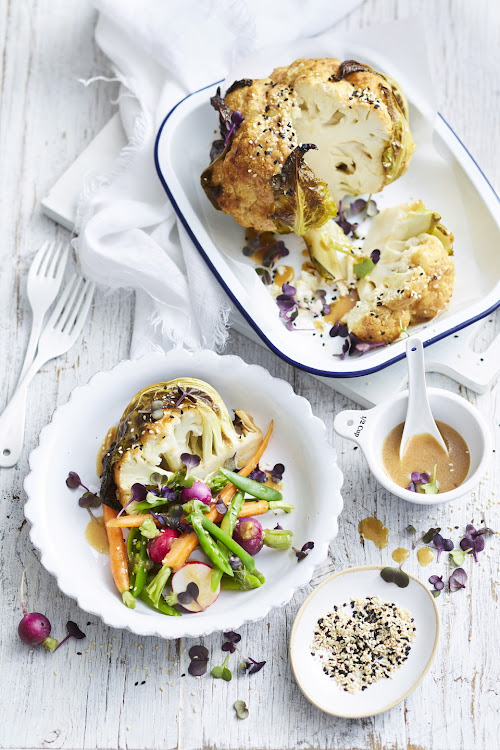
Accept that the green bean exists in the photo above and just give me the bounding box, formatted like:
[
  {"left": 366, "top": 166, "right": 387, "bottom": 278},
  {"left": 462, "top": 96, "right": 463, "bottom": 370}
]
[
  {"left": 129, "top": 535, "right": 149, "bottom": 597},
  {"left": 219, "top": 468, "right": 283, "bottom": 502},
  {"left": 138, "top": 589, "right": 181, "bottom": 616},
  {"left": 190, "top": 514, "right": 234, "bottom": 577},
  {"left": 126, "top": 527, "right": 138, "bottom": 563},
  {"left": 196, "top": 514, "right": 256, "bottom": 571}
]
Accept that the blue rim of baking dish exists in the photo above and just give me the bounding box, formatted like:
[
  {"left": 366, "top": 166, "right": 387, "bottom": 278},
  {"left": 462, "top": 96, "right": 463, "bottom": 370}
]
[{"left": 154, "top": 80, "right": 500, "bottom": 379}]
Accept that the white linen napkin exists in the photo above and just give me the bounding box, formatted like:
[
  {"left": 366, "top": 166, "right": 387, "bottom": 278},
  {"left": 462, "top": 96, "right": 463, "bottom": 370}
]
[{"left": 75, "top": 0, "right": 365, "bottom": 357}]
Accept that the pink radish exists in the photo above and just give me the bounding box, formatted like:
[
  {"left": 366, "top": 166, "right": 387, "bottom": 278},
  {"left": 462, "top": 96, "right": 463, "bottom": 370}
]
[
  {"left": 171, "top": 562, "right": 220, "bottom": 612},
  {"left": 147, "top": 528, "right": 180, "bottom": 564}
]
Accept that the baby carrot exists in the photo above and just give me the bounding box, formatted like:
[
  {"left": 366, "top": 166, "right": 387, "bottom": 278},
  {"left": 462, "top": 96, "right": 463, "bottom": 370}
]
[{"left": 102, "top": 504, "right": 135, "bottom": 608}]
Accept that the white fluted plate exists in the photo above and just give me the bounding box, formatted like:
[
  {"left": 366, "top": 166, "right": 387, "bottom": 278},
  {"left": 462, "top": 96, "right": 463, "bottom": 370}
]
[{"left": 24, "top": 350, "right": 343, "bottom": 639}]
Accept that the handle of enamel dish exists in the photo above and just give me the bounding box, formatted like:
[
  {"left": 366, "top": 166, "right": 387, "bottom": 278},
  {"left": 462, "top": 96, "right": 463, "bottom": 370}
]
[{"left": 333, "top": 409, "right": 372, "bottom": 446}]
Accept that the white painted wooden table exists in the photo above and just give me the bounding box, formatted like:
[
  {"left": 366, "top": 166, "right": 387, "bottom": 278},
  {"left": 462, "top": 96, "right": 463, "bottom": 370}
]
[{"left": 0, "top": 1, "right": 499, "bottom": 748}]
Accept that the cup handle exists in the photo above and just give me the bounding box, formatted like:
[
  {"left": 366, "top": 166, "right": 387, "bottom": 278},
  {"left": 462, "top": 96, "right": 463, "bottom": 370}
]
[{"left": 333, "top": 409, "right": 372, "bottom": 445}]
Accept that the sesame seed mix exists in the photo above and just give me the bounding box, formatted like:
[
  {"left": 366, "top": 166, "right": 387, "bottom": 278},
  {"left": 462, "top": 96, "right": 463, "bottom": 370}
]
[{"left": 310, "top": 596, "right": 416, "bottom": 693}]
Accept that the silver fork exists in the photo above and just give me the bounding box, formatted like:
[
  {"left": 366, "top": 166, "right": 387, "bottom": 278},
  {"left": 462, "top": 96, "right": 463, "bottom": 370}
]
[{"left": 0, "top": 273, "right": 95, "bottom": 467}]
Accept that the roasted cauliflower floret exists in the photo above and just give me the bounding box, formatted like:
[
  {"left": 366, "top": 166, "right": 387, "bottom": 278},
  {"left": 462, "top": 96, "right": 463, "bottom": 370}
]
[
  {"left": 201, "top": 58, "right": 414, "bottom": 233},
  {"left": 346, "top": 301, "right": 411, "bottom": 342},
  {"left": 345, "top": 232, "right": 455, "bottom": 342},
  {"left": 100, "top": 378, "right": 262, "bottom": 510},
  {"left": 408, "top": 237, "right": 455, "bottom": 322}
]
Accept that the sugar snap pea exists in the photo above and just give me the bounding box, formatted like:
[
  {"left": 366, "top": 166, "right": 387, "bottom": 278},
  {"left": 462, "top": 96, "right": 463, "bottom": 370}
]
[
  {"left": 138, "top": 589, "right": 181, "bottom": 616},
  {"left": 194, "top": 514, "right": 256, "bottom": 571},
  {"left": 190, "top": 514, "right": 234, "bottom": 577},
  {"left": 219, "top": 468, "right": 283, "bottom": 502}
]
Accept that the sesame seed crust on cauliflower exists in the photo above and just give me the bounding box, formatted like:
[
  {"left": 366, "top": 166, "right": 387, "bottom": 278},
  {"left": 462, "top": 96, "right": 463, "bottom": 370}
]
[
  {"left": 201, "top": 58, "right": 414, "bottom": 234},
  {"left": 99, "top": 378, "right": 262, "bottom": 511}
]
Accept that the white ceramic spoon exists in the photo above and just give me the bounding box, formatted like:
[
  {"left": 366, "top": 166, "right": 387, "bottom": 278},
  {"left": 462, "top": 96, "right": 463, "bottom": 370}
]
[{"left": 400, "top": 338, "right": 448, "bottom": 460}]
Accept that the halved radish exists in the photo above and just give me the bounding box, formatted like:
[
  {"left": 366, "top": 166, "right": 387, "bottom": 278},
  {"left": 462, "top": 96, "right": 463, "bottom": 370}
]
[{"left": 171, "top": 561, "right": 220, "bottom": 612}]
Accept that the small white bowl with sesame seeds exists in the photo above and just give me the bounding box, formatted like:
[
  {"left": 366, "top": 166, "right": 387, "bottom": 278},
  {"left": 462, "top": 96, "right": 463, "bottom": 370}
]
[
  {"left": 289, "top": 565, "right": 440, "bottom": 718},
  {"left": 334, "top": 387, "right": 492, "bottom": 504}
]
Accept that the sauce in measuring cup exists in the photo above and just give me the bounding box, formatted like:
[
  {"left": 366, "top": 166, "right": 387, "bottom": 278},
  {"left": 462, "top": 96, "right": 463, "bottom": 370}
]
[{"left": 382, "top": 420, "right": 470, "bottom": 492}]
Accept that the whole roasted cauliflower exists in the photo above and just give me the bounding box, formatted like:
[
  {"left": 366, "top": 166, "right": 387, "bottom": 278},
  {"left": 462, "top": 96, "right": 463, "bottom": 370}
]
[
  {"left": 99, "top": 378, "right": 262, "bottom": 510},
  {"left": 201, "top": 59, "right": 415, "bottom": 234}
]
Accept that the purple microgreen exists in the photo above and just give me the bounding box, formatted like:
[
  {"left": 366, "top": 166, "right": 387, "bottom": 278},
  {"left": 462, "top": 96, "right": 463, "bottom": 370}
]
[
  {"left": 380, "top": 567, "right": 410, "bottom": 588},
  {"left": 222, "top": 631, "right": 241, "bottom": 653},
  {"left": 116, "top": 497, "right": 137, "bottom": 518},
  {"left": 411, "top": 471, "right": 430, "bottom": 484},
  {"left": 449, "top": 567, "right": 467, "bottom": 592},
  {"left": 78, "top": 491, "right": 101, "bottom": 509},
  {"left": 53, "top": 620, "right": 86, "bottom": 651},
  {"left": 334, "top": 200, "right": 358, "bottom": 238},
  {"left": 240, "top": 656, "right": 266, "bottom": 675},
  {"left": 460, "top": 532, "right": 485, "bottom": 562},
  {"left": 293, "top": 541, "right": 314, "bottom": 562},
  {"left": 150, "top": 511, "right": 167, "bottom": 526},
  {"left": 274, "top": 523, "right": 283, "bottom": 530},
  {"left": 224, "top": 109, "right": 244, "bottom": 146},
  {"left": 329, "top": 321, "right": 349, "bottom": 338},
  {"left": 432, "top": 533, "right": 454, "bottom": 561},
  {"left": 419, "top": 465, "right": 439, "bottom": 494},
  {"left": 421, "top": 527, "right": 441, "bottom": 545},
  {"left": 460, "top": 523, "right": 495, "bottom": 562},
  {"left": 349, "top": 198, "right": 367, "bottom": 214},
  {"left": 248, "top": 465, "right": 268, "bottom": 483},
  {"left": 161, "top": 485, "right": 178, "bottom": 501},
  {"left": 261, "top": 240, "right": 289, "bottom": 268},
  {"left": 210, "top": 87, "right": 244, "bottom": 147},
  {"left": 234, "top": 700, "right": 249, "bottom": 720},
  {"left": 177, "top": 582, "right": 204, "bottom": 611},
  {"left": 66, "top": 471, "right": 84, "bottom": 490},
  {"left": 406, "top": 481, "right": 417, "bottom": 492},
  {"left": 256, "top": 267, "right": 272, "bottom": 285},
  {"left": 429, "top": 574, "right": 444, "bottom": 591},
  {"left": 228, "top": 555, "right": 242, "bottom": 569},
  {"left": 215, "top": 499, "right": 228, "bottom": 515},
  {"left": 270, "top": 463, "right": 285, "bottom": 483},
  {"left": 334, "top": 332, "right": 388, "bottom": 359},
  {"left": 370, "top": 248, "right": 381, "bottom": 264},
  {"left": 276, "top": 283, "right": 299, "bottom": 330},
  {"left": 315, "top": 289, "right": 331, "bottom": 316},
  {"left": 188, "top": 645, "right": 209, "bottom": 676},
  {"left": 131, "top": 483, "right": 148, "bottom": 502},
  {"left": 181, "top": 453, "right": 201, "bottom": 470},
  {"left": 173, "top": 387, "right": 189, "bottom": 409}
]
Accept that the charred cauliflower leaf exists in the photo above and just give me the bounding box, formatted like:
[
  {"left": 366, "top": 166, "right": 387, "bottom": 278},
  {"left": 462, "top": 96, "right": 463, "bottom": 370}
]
[
  {"left": 201, "top": 58, "right": 414, "bottom": 233},
  {"left": 100, "top": 378, "right": 262, "bottom": 510}
]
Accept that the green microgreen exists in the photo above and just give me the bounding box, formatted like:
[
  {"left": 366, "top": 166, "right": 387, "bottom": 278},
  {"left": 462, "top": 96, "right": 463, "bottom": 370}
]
[
  {"left": 353, "top": 257, "right": 375, "bottom": 278},
  {"left": 449, "top": 548, "right": 467, "bottom": 567},
  {"left": 211, "top": 653, "right": 232, "bottom": 681},
  {"left": 419, "top": 465, "right": 439, "bottom": 494},
  {"left": 380, "top": 567, "right": 410, "bottom": 588},
  {"left": 234, "top": 700, "right": 249, "bottom": 719}
]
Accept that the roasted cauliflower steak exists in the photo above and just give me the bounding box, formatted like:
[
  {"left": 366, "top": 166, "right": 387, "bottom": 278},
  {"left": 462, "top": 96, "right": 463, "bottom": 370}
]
[
  {"left": 99, "top": 378, "right": 262, "bottom": 510},
  {"left": 201, "top": 58, "right": 415, "bottom": 233}
]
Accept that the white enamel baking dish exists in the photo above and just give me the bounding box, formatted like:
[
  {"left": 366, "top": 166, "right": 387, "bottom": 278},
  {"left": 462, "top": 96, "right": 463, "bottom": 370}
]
[{"left": 155, "top": 48, "right": 500, "bottom": 379}]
